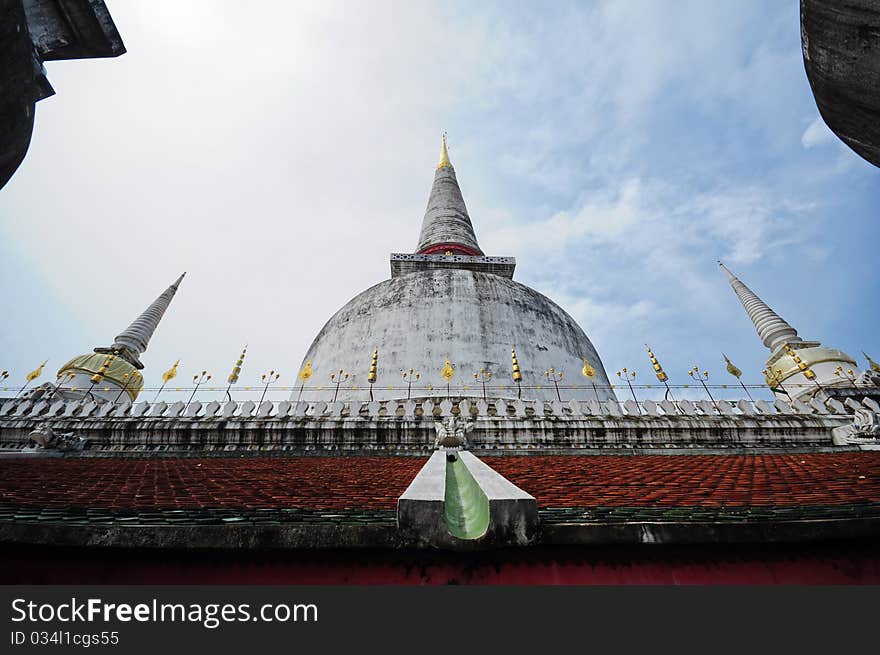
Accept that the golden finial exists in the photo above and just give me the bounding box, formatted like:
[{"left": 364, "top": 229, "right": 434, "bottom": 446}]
[
  {"left": 437, "top": 132, "right": 452, "bottom": 169},
  {"left": 163, "top": 359, "right": 180, "bottom": 383},
  {"left": 722, "top": 353, "right": 742, "bottom": 379},
  {"left": 440, "top": 357, "right": 455, "bottom": 382},
  {"left": 511, "top": 347, "right": 522, "bottom": 382},
  {"left": 298, "top": 360, "right": 313, "bottom": 382},
  {"left": 368, "top": 349, "right": 378, "bottom": 384},
  {"left": 227, "top": 346, "right": 247, "bottom": 384},
  {"left": 26, "top": 359, "right": 48, "bottom": 382},
  {"left": 644, "top": 345, "right": 668, "bottom": 382},
  {"left": 581, "top": 358, "right": 596, "bottom": 379}
]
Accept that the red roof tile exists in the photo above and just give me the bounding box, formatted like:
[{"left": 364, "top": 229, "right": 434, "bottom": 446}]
[
  {"left": 488, "top": 452, "right": 880, "bottom": 508},
  {"left": 0, "top": 457, "right": 424, "bottom": 511},
  {"left": 0, "top": 452, "right": 878, "bottom": 513}
]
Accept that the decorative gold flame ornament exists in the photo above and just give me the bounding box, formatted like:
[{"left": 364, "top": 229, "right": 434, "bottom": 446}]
[
  {"left": 511, "top": 348, "right": 522, "bottom": 382},
  {"left": 722, "top": 353, "right": 753, "bottom": 402},
  {"left": 722, "top": 354, "right": 742, "bottom": 379},
  {"left": 581, "top": 358, "right": 596, "bottom": 379},
  {"left": 579, "top": 357, "right": 603, "bottom": 402},
  {"left": 27, "top": 360, "right": 48, "bottom": 382},
  {"left": 163, "top": 360, "right": 180, "bottom": 383},
  {"left": 152, "top": 359, "right": 180, "bottom": 403},
  {"left": 440, "top": 358, "right": 455, "bottom": 382},
  {"left": 644, "top": 345, "right": 667, "bottom": 382},
  {"left": 295, "top": 359, "right": 313, "bottom": 403}
]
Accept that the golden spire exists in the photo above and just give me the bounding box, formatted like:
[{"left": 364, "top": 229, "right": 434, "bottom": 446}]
[
  {"left": 368, "top": 349, "right": 378, "bottom": 384},
  {"left": 437, "top": 132, "right": 452, "bottom": 170},
  {"left": 227, "top": 346, "right": 246, "bottom": 384},
  {"left": 645, "top": 345, "right": 668, "bottom": 382},
  {"left": 511, "top": 347, "right": 522, "bottom": 382}
]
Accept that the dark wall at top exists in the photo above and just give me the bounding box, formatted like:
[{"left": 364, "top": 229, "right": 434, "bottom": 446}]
[
  {"left": 0, "top": 0, "right": 125, "bottom": 191},
  {"left": 0, "top": 0, "right": 39, "bottom": 191},
  {"left": 801, "top": 0, "right": 880, "bottom": 168}
]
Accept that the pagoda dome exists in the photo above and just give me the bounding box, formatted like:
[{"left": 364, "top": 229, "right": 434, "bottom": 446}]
[
  {"left": 297, "top": 137, "right": 614, "bottom": 404},
  {"left": 299, "top": 267, "right": 614, "bottom": 403}
]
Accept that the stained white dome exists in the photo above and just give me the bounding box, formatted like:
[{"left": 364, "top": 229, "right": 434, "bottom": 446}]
[{"left": 297, "top": 268, "right": 614, "bottom": 403}]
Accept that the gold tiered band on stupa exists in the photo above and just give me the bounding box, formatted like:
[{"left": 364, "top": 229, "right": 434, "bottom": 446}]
[{"left": 56, "top": 353, "right": 144, "bottom": 401}]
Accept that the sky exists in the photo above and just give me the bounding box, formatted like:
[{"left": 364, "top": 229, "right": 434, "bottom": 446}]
[{"left": 1, "top": 0, "right": 878, "bottom": 401}]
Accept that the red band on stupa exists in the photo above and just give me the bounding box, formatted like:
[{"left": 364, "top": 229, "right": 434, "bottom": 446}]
[{"left": 417, "top": 243, "right": 481, "bottom": 256}]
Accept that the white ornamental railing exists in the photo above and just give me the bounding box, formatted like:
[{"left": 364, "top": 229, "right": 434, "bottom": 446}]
[{"left": 2, "top": 395, "right": 876, "bottom": 421}]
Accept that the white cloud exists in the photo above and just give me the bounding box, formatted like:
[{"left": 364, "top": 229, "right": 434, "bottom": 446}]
[
  {"left": 0, "top": 0, "right": 870, "bottom": 396},
  {"left": 801, "top": 115, "right": 836, "bottom": 148}
]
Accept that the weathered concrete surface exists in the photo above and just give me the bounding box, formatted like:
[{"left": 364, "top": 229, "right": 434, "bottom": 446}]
[
  {"left": 0, "top": 408, "right": 850, "bottom": 455},
  {"left": 0, "top": 520, "right": 403, "bottom": 550},
  {"left": 390, "top": 253, "right": 515, "bottom": 279},
  {"left": 397, "top": 452, "right": 449, "bottom": 546},
  {"left": 541, "top": 516, "right": 880, "bottom": 546},
  {"left": 417, "top": 164, "right": 483, "bottom": 255},
  {"left": 1, "top": 512, "right": 878, "bottom": 550},
  {"left": 459, "top": 451, "right": 538, "bottom": 545},
  {"left": 397, "top": 451, "right": 538, "bottom": 548},
  {"left": 298, "top": 268, "right": 616, "bottom": 403},
  {"left": 801, "top": 0, "right": 880, "bottom": 168}
]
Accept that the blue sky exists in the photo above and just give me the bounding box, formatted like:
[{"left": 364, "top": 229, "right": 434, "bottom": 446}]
[{"left": 0, "top": 0, "right": 877, "bottom": 400}]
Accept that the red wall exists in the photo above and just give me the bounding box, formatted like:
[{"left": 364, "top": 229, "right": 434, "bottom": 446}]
[{"left": 3, "top": 542, "right": 879, "bottom": 584}]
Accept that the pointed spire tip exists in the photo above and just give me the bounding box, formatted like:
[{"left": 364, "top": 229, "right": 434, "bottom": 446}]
[
  {"left": 718, "top": 261, "right": 735, "bottom": 281},
  {"left": 437, "top": 132, "right": 452, "bottom": 169}
]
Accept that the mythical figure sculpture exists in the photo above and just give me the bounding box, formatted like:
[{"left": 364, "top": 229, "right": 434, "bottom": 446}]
[
  {"left": 28, "top": 424, "right": 88, "bottom": 451},
  {"left": 433, "top": 415, "right": 474, "bottom": 449},
  {"left": 832, "top": 408, "right": 880, "bottom": 445}
]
